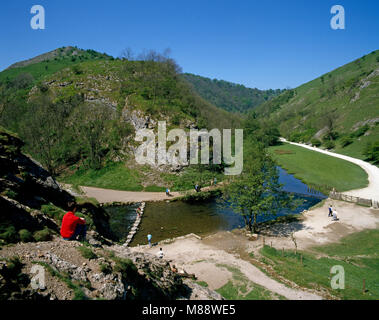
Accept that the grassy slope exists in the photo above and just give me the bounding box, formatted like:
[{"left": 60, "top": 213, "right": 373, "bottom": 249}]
[
  {"left": 60, "top": 163, "right": 143, "bottom": 191},
  {"left": 268, "top": 143, "right": 368, "bottom": 192},
  {"left": 258, "top": 49, "right": 379, "bottom": 159},
  {"left": 259, "top": 229, "right": 379, "bottom": 300}
]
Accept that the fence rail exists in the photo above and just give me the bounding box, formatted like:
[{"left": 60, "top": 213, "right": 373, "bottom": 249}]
[{"left": 329, "top": 191, "right": 379, "bottom": 208}]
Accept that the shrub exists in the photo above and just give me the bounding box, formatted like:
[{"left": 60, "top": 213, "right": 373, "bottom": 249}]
[
  {"left": 0, "top": 225, "right": 18, "bottom": 243},
  {"left": 363, "top": 141, "right": 379, "bottom": 163},
  {"left": 72, "top": 65, "right": 83, "bottom": 75},
  {"left": 340, "top": 136, "right": 354, "bottom": 148},
  {"left": 33, "top": 227, "right": 53, "bottom": 242},
  {"left": 99, "top": 263, "right": 112, "bottom": 275},
  {"left": 18, "top": 229, "right": 33, "bottom": 242},
  {"left": 41, "top": 204, "right": 65, "bottom": 222},
  {"left": 310, "top": 138, "right": 321, "bottom": 147},
  {"left": 352, "top": 124, "right": 369, "bottom": 138},
  {"left": 77, "top": 246, "right": 97, "bottom": 260},
  {"left": 4, "top": 189, "right": 17, "bottom": 199},
  {"left": 324, "top": 140, "right": 335, "bottom": 149},
  {"left": 113, "top": 257, "right": 137, "bottom": 274}
]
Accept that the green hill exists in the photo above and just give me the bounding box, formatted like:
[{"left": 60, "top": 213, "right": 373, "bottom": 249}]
[
  {"left": 0, "top": 47, "right": 240, "bottom": 190},
  {"left": 183, "top": 73, "right": 283, "bottom": 114},
  {"left": 256, "top": 50, "right": 379, "bottom": 162}
]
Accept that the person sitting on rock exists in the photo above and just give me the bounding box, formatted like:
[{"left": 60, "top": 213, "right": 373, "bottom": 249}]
[
  {"left": 157, "top": 248, "right": 164, "bottom": 259},
  {"left": 61, "top": 202, "right": 86, "bottom": 241}
]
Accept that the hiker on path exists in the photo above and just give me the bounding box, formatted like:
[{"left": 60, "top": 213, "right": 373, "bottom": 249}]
[
  {"left": 328, "top": 205, "right": 333, "bottom": 217},
  {"left": 213, "top": 177, "right": 217, "bottom": 185},
  {"left": 61, "top": 202, "right": 86, "bottom": 241},
  {"left": 166, "top": 188, "right": 170, "bottom": 196},
  {"left": 147, "top": 233, "right": 152, "bottom": 247}
]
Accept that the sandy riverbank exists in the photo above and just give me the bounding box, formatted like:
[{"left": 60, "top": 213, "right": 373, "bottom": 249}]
[{"left": 129, "top": 200, "right": 379, "bottom": 300}]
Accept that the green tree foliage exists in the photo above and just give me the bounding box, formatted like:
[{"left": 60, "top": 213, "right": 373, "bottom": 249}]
[
  {"left": 243, "top": 112, "right": 280, "bottom": 146},
  {"left": 310, "top": 138, "right": 322, "bottom": 147},
  {"left": 222, "top": 142, "right": 296, "bottom": 233},
  {"left": 183, "top": 73, "right": 283, "bottom": 114}
]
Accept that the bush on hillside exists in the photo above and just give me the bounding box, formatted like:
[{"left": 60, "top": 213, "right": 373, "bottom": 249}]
[
  {"left": 310, "top": 138, "right": 321, "bottom": 147},
  {"left": 33, "top": 227, "right": 53, "bottom": 242},
  {"left": 340, "top": 136, "right": 354, "bottom": 148},
  {"left": 18, "top": 229, "right": 34, "bottom": 242},
  {"left": 323, "top": 140, "right": 335, "bottom": 150},
  {"left": 0, "top": 225, "right": 18, "bottom": 244},
  {"left": 363, "top": 141, "right": 379, "bottom": 163},
  {"left": 351, "top": 124, "right": 369, "bottom": 138}
]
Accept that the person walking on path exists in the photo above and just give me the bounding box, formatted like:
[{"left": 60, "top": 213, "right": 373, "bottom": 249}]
[
  {"left": 147, "top": 233, "right": 152, "bottom": 247},
  {"left": 60, "top": 202, "right": 86, "bottom": 241},
  {"left": 328, "top": 204, "right": 333, "bottom": 217}
]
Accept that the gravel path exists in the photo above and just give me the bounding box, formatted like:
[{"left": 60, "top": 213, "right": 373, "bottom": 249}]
[
  {"left": 280, "top": 138, "right": 379, "bottom": 201},
  {"left": 81, "top": 186, "right": 181, "bottom": 203},
  {"left": 80, "top": 184, "right": 222, "bottom": 204},
  {"left": 131, "top": 235, "right": 323, "bottom": 300}
]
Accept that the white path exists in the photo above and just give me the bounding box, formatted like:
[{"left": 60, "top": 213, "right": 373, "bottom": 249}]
[{"left": 280, "top": 138, "right": 379, "bottom": 202}]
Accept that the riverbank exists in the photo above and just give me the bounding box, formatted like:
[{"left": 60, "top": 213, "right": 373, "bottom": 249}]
[
  {"left": 277, "top": 139, "right": 379, "bottom": 201},
  {"left": 268, "top": 143, "right": 369, "bottom": 193},
  {"left": 130, "top": 200, "right": 379, "bottom": 300}
]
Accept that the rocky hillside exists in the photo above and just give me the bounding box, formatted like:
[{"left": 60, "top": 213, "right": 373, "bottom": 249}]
[
  {"left": 0, "top": 47, "right": 240, "bottom": 190},
  {"left": 256, "top": 50, "right": 379, "bottom": 161},
  {"left": 0, "top": 127, "right": 223, "bottom": 300}
]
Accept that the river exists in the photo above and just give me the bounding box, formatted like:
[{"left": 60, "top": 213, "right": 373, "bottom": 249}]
[{"left": 104, "top": 167, "right": 326, "bottom": 246}]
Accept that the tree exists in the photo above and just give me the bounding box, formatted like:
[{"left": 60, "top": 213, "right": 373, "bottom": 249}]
[
  {"left": 73, "top": 103, "right": 114, "bottom": 169},
  {"left": 22, "top": 95, "right": 69, "bottom": 175},
  {"left": 222, "top": 142, "right": 297, "bottom": 233}
]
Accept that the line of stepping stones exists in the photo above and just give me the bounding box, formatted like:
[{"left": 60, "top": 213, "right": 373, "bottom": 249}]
[{"left": 123, "top": 202, "right": 145, "bottom": 247}]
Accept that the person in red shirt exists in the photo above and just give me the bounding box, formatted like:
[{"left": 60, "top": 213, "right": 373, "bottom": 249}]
[{"left": 60, "top": 202, "right": 86, "bottom": 241}]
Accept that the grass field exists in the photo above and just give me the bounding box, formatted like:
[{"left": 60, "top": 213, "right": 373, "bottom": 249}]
[
  {"left": 59, "top": 163, "right": 144, "bottom": 191},
  {"left": 259, "top": 229, "right": 379, "bottom": 300},
  {"left": 268, "top": 143, "right": 368, "bottom": 193}
]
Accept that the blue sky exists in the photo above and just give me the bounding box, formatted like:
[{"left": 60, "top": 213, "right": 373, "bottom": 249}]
[{"left": 0, "top": 0, "right": 378, "bottom": 89}]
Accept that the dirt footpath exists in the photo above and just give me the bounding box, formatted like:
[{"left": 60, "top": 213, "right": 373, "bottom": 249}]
[
  {"left": 79, "top": 184, "right": 222, "bottom": 203},
  {"left": 130, "top": 235, "right": 322, "bottom": 300},
  {"left": 129, "top": 200, "right": 379, "bottom": 300}
]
